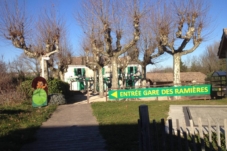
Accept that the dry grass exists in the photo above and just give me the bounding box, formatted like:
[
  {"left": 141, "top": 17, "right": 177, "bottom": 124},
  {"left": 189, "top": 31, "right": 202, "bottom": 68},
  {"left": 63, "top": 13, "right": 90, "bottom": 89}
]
[{"left": 0, "top": 71, "right": 26, "bottom": 104}]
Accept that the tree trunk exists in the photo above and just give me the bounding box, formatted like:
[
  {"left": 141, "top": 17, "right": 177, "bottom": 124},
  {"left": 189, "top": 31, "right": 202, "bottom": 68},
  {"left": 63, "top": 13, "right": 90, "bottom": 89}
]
[
  {"left": 122, "top": 71, "right": 126, "bottom": 89},
  {"left": 173, "top": 53, "right": 181, "bottom": 86},
  {"left": 111, "top": 57, "right": 118, "bottom": 89},
  {"left": 98, "top": 67, "right": 104, "bottom": 97},
  {"left": 44, "top": 61, "right": 49, "bottom": 80},
  {"left": 142, "top": 65, "right": 146, "bottom": 79},
  {"left": 40, "top": 59, "right": 49, "bottom": 80},
  {"left": 59, "top": 71, "right": 64, "bottom": 81},
  {"left": 173, "top": 53, "right": 181, "bottom": 100},
  {"left": 93, "top": 70, "right": 97, "bottom": 93}
]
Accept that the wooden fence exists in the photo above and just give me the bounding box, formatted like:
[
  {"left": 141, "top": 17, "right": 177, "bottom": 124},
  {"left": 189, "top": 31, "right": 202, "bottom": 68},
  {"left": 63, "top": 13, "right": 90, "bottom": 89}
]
[{"left": 138, "top": 105, "right": 227, "bottom": 151}]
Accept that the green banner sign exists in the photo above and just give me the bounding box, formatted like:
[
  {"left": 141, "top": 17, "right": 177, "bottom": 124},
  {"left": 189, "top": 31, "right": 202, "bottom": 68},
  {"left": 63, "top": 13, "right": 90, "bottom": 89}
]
[{"left": 109, "top": 84, "right": 211, "bottom": 99}]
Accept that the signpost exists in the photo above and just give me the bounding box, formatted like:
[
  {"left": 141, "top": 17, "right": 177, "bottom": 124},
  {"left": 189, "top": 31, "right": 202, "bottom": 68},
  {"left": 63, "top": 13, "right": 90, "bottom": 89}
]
[{"left": 109, "top": 84, "right": 211, "bottom": 99}]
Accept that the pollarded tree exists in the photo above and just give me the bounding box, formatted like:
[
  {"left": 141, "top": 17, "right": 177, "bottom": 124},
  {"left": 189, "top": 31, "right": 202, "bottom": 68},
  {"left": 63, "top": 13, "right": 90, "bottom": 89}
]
[
  {"left": 49, "top": 32, "right": 73, "bottom": 81},
  {"left": 131, "top": 26, "right": 164, "bottom": 79},
  {"left": 32, "top": 4, "right": 72, "bottom": 80},
  {"left": 0, "top": 0, "right": 71, "bottom": 80},
  {"left": 76, "top": 1, "right": 110, "bottom": 97},
  {"left": 83, "top": 32, "right": 110, "bottom": 97},
  {"left": 8, "top": 54, "right": 37, "bottom": 81},
  {"left": 118, "top": 55, "right": 131, "bottom": 88},
  {"left": 81, "top": 38, "right": 98, "bottom": 93},
  {"left": 127, "top": 1, "right": 167, "bottom": 80},
  {"left": 76, "top": 0, "right": 142, "bottom": 90},
  {"left": 152, "top": 0, "right": 211, "bottom": 85}
]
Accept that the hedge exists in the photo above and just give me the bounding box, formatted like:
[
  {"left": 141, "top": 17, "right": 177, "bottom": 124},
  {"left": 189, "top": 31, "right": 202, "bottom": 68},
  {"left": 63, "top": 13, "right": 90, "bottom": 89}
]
[{"left": 17, "top": 78, "right": 70, "bottom": 99}]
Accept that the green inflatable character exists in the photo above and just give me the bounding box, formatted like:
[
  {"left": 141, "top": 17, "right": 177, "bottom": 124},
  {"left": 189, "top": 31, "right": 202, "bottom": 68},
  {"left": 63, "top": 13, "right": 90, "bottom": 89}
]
[{"left": 31, "top": 77, "right": 48, "bottom": 107}]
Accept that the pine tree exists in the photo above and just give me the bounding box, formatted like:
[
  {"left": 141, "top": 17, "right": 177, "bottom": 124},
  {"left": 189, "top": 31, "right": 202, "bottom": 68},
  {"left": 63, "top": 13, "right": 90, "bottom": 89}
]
[{"left": 180, "top": 59, "right": 187, "bottom": 72}]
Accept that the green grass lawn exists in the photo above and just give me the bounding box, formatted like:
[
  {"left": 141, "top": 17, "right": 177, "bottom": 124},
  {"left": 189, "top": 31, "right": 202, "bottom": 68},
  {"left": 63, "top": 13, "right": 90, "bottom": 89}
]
[
  {"left": 0, "top": 100, "right": 57, "bottom": 151},
  {"left": 91, "top": 99, "right": 227, "bottom": 151},
  {"left": 1, "top": 98, "right": 227, "bottom": 151}
]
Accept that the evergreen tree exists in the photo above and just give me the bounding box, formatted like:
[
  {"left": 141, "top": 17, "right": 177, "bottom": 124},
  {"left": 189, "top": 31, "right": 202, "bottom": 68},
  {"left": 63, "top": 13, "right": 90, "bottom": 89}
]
[{"left": 180, "top": 59, "right": 187, "bottom": 72}]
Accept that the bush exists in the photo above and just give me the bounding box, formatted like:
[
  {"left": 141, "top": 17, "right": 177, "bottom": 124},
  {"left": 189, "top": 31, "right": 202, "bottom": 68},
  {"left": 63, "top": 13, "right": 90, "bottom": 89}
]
[
  {"left": 17, "top": 79, "right": 33, "bottom": 99},
  {"left": 17, "top": 78, "right": 70, "bottom": 99},
  {"left": 48, "top": 93, "right": 67, "bottom": 105},
  {"left": 47, "top": 79, "right": 70, "bottom": 97}
]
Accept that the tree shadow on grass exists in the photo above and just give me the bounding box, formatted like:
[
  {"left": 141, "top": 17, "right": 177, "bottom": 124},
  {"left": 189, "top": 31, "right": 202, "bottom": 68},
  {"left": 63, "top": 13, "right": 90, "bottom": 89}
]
[
  {"left": 0, "top": 109, "right": 31, "bottom": 120},
  {"left": 0, "top": 109, "right": 30, "bottom": 115},
  {"left": 1, "top": 121, "right": 222, "bottom": 151},
  {"left": 99, "top": 124, "right": 139, "bottom": 151}
]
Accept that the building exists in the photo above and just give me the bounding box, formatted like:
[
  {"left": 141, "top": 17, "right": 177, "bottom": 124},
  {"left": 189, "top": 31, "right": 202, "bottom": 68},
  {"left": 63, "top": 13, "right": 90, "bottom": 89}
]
[
  {"left": 64, "top": 57, "right": 143, "bottom": 90},
  {"left": 217, "top": 28, "right": 227, "bottom": 97},
  {"left": 218, "top": 28, "right": 227, "bottom": 58},
  {"left": 146, "top": 72, "right": 207, "bottom": 86},
  {"left": 64, "top": 57, "right": 94, "bottom": 91}
]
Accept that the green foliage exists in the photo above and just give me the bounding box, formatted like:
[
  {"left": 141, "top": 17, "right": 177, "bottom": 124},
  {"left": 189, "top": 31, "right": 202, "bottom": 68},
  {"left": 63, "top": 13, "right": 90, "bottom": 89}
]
[
  {"left": 205, "top": 72, "right": 213, "bottom": 81},
  {"left": 218, "top": 59, "right": 226, "bottom": 71},
  {"left": 190, "top": 61, "right": 202, "bottom": 72},
  {"left": 17, "top": 78, "right": 70, "bottom": 99},
  {"left": 47, "top": 79, "right": 70, "bottom": 97},
  {"left": 180, "top": 59, "right": 188, "bottom": 72},
  {"left": 17, "top": 79, "right": 33, "bottom": 99}
]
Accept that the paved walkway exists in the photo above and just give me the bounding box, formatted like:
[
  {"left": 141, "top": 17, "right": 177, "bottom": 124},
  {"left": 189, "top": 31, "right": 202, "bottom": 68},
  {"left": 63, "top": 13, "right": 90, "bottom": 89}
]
[
  {"left": 21, "top": 98, "right": 107, "bottom": 151},
  {"left": 20, "top": 91, "right": 227, "bottom": 150},
  {"left": 167, "top": 105, "right": 227, "bottom": 133}
]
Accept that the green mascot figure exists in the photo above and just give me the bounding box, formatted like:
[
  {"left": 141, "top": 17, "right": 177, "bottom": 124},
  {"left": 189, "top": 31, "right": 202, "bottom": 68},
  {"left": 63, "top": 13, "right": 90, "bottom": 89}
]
[{"left": 31, "top": 77, "right": 48, "bottom": 107}]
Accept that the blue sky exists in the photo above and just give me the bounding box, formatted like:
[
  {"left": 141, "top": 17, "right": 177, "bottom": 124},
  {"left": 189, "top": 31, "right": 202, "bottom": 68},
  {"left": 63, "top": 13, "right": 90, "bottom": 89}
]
[
  {"left": 0, "top": 0, "right": 226, "bottom": 71},
  {"left": 150, "top": 0, "right": 227, "bottom": 70}
]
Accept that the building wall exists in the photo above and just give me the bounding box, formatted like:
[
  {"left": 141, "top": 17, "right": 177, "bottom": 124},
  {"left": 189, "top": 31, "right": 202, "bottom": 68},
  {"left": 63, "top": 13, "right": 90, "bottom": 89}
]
[
  {"left": 64, "top": 64, "right": 143, "bottom": 90},
  {"left": 64, "top": 65, "right": 94, "bottom": 82}
]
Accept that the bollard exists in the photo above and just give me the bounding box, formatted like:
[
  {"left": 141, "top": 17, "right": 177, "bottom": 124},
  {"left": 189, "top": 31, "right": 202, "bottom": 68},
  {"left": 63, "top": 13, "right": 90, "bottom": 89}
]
[
  {"left": 139, "top": 105, "right": 151, "bottom": 151},
  {"left": 87, "top": 89, "right": 89, "bottom": 104}
]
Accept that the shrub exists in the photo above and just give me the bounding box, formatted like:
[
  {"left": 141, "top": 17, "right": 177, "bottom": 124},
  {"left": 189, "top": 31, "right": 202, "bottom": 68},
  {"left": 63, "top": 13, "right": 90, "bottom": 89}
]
[
  {"left": 17, "top": 80, "right": 33, "bottom": 99},
  {"left": 17, "top": 78, "right": 70, "bottom": 99},
  {"left": 48, "top": 93, "right": 67, "bottom": 105},
  {"left": 0, "top": 60, "right": 29, "bottom": 104},
  {"left": 47, "top": 79, "right": 70, "bottom": 97}
]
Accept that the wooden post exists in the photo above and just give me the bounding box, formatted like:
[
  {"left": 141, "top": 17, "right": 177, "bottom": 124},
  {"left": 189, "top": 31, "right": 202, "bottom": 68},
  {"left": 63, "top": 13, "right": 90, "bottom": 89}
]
[
  {"left": 168, "top": 119, "right": 174, "bottom": 151},
  {"left": 161, "top": 119, "right": 166, "bottom": 151},
  {"left": 138, "top": 119, "right": 142, "bottom": 151},
  {"left": 176, "top": 119, "right": 182, "bottom": 151},
  {"left": 216, "top": 122, "right": 221, "bottom": 148},
  {"left": 87, "top": 88, "right": 89, "bottom": 104},
  {"left": 207, "top": 118, "right": 214, "bottom": 150},
  {"left": 198, "top": 118, "right": 203, "bottom": 138},
  {"left": 139, "top": 105, "right": 151, "bottom": 151},
  {"left": 152, "top": 120, "right": 159, "bottom": 151},
  {"left": 183, "top": 131, "right": 189, "bottom": 151},
  {"left": 224, "top": 119, "right": 227, "bottom": 150},
  {"left": 191, "top": 135, "right": 196, "bottom": 151},
  {"left": 189, "top": 119, "right": 194, "bottom": 134},
  {"left": 106, "top": 88, "right": 108, "bottom": 102},
  {"left": 198, "top": 118, "right": 205, "bottom": 151},
  {"left": 208, "top": 118, "right": 212, "bottom": 143}
]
